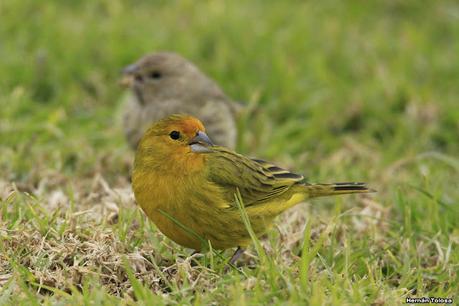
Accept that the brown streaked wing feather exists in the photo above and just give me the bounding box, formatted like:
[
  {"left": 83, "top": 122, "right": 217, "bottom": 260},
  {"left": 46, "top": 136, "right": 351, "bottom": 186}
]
[{"left": 206, "top": 147, "right": 304, "bottom": 206}]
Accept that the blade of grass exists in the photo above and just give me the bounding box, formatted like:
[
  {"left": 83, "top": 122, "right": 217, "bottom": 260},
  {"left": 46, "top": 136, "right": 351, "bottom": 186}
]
[
  {"left": 234, "top": 189, "right": 269, "bottom": 265},
  {"left": 299, "top": 218, "right": 312, "bottom": 289},
  {"left": 158, "top": 208, "right": 242, "bottom": 272}
]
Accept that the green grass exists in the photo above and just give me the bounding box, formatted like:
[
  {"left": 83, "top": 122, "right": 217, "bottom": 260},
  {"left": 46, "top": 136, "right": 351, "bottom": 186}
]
[{"left": 1, "top": 0, "right": 458, "bottom": 304}]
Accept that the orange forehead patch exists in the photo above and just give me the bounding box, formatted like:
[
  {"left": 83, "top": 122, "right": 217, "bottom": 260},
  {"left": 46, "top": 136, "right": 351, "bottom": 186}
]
[
  {"left": 178, "top": 117, "right": 205, "bottom": 135},
  {"left": 158, "top": 114, "right": 205, "bottom": 137}
]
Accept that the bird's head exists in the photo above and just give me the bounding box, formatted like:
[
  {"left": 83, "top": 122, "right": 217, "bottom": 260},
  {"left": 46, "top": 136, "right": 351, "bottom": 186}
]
[
  {"left": 121, "top": 52, "right": 207, "bottom": 104},
  {"left": 136, "top": 114, "right": 214, "bottom": 169}
]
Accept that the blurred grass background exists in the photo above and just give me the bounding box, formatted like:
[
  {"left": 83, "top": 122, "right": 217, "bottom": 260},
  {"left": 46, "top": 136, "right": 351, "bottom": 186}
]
[{"left": 0, "top": 0, "right": 458, "bottom": 304}]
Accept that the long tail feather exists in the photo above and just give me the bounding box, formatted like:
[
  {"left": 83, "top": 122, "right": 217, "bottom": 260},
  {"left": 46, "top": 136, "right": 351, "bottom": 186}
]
[{"left": 305, "top": 182, "right": 374, "bottom": 198}]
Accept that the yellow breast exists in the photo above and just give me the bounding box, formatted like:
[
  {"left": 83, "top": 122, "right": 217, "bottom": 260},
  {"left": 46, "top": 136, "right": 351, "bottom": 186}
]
[{"left": 133, "top": 158, "right": 307, "bottom": 250}]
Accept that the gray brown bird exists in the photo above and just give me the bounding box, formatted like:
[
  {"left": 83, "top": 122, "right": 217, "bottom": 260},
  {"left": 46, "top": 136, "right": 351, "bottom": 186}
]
[{"left": 121, "top": 52, "right": 240, "bottom": 149}]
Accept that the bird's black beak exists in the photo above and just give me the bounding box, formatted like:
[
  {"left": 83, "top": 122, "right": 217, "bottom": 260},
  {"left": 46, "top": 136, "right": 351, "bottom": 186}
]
[{"left": 189, "top": 131, "right": 214, "bottom": 153}]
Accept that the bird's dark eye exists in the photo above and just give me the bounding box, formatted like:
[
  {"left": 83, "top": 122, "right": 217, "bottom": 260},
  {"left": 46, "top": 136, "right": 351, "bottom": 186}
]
[
  {"left": 169, "top": 131, "right": 180, "bottom": 140},
  {"left": 149, "top": 71, "right": 162, "bottom": 79}
]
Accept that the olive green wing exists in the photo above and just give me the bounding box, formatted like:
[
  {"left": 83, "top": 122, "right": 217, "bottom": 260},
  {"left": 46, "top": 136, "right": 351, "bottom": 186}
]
[{"left": 205, "top": 146, "right": 304, "bottom": 206}]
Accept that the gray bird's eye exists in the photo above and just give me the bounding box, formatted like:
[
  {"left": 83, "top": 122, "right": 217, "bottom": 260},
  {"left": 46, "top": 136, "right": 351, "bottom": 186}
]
[{"left": 149, "top": 71, "right": 162, "bottom": 79}]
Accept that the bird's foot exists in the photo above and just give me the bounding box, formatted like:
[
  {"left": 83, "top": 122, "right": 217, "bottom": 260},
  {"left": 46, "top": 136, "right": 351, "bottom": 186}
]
[{"left": 228, "top": 246, "right": 245, "bottom": 266}]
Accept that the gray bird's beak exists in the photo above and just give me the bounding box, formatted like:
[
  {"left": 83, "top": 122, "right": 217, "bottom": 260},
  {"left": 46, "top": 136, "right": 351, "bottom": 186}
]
[
  {"left": 119, "top": 63, "right": 138, "bottom": 87},
  {"left": 122, "top": 63, "right": 138, "bottom": 75},
  {"left": 189, "top": 131, "right": 214, "bottom": 153}
]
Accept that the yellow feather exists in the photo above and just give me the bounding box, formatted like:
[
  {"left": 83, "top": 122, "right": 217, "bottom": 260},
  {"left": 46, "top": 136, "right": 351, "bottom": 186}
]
[{"left": 132, "top": 115, "right": 373, "bottom": 252}]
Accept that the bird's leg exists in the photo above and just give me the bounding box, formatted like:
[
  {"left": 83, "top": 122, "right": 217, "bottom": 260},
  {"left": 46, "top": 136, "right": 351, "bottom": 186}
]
[{"left": 228, "top": 246, "right": 245, "bottom": 266}]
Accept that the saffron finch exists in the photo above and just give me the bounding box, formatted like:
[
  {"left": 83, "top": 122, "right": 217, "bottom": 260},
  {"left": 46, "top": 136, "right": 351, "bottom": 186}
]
[
  {"left": 121, "top": 52, "right": 240, "bottom": 149},
  {"left": 132, "top": 114, "right": 372, "bottom": 264}
]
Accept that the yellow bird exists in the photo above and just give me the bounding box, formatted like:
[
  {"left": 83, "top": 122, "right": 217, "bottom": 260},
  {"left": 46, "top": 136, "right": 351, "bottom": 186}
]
[{"left": 132, "top": 114, "right": 372, "bottom": 264}]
